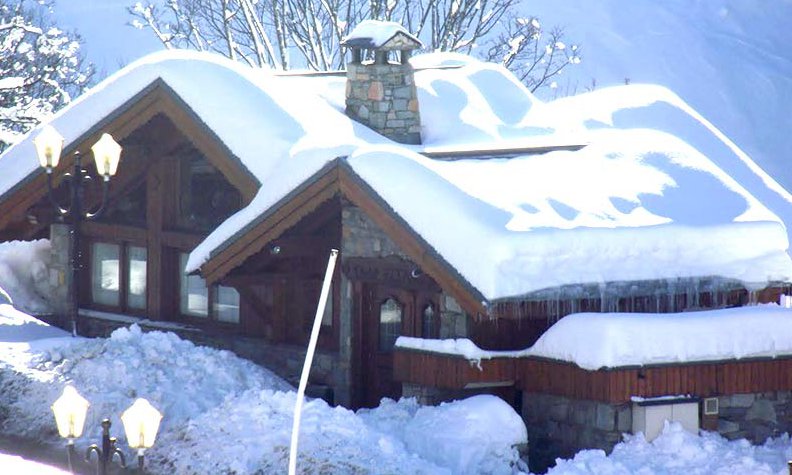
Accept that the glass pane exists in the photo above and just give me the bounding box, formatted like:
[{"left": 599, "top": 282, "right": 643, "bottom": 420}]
[
  {"left": 91, "top": 242, "right": 120, "bottom": 306},
  {"left": 379, "top": 298, "right": 402, "bottom": 352},
  {"left": 127, "top": 246, "right": 147, "bottom": 310},
  {"left": 421, "top": 304, "right": 437, "bottom": 339},
  {"left": 180, "top": 253, "right": 208, "bottom": 317},
  {"left": 214, "top": 285, "right": 240, "bottom": 323}
]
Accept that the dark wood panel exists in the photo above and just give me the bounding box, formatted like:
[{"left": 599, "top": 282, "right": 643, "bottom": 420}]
[{"left": 395, "top": 349, "right": 792, "bottom": 404}]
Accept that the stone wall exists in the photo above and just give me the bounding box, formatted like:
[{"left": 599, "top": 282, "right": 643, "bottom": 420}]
[
  {"left": 341, "top": 205, "right": 469, "bottom": 339},
  {"left": 345, "top": 61, "right": 421, "bottom": 144},
  {"left": 48, "top": 224, "right": 70, "bottom": 321},
  {"left": 716, "top": 391, "right": 792, "bottom": 442},
  {"left": 522, "top": 392, "right": 630, "bottom": 472},
  {"left": 522, "top": 390, "right": 792, "bottom": 473}
]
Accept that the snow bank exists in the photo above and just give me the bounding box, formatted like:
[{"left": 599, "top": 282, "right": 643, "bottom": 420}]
[
  {"left": 0, "top": 240, "right": 54, "bottom": 314},
  {"left": 151, "top": 392, "right": 526, "bottom": 474},
  {"left": 0, "top": 324, "right": 291, "bottom": 442},
  {"left": 546, "top": 421, "right": 792, "bottom": 475},
  {"left": 528, "top": 304, "right": 792, "bottom": 370},
  {"left": 0, "top": 311, "right": 527, "bottom": 474}
]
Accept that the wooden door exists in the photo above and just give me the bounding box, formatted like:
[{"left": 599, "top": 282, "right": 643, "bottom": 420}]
[{"left": 359, "top": 284, "right": 439, "bottom": 408}]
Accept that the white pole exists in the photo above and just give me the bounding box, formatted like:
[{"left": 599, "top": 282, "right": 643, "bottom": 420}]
[{"left": 288, "top": 249, "right": 338, "bottom": 475}]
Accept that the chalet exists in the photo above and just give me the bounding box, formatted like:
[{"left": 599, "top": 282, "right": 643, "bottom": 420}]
[{"left": 2, "top": 20, "right": 792, "bottom": 470}]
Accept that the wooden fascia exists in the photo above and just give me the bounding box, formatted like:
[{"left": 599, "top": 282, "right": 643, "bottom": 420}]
[
  {"left": 336, "top": 162, "right": 487, "bottom": 317},
  {"left": 0, "top": 79, "right": 259, "bottom": 232},
  {"left": 201, "top": 162, "right": 342, "bottom": 285}
]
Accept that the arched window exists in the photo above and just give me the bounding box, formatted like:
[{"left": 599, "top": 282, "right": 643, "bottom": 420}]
[
  {"left": 421, "top": 303, "right": 438, "bottom": 339},
  {"left": 379, "top": 298, "right": 403, "bottom": 351}
]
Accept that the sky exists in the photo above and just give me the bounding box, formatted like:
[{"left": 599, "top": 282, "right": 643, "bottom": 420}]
[{"left": 55, "top": 0, "right": 162, "bottom": 77}]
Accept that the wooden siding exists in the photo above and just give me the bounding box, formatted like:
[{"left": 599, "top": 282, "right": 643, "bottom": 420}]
[
  {"left": 393, "top": 349, "right": 515, "bottom": 389},
  {"left": 394, "top": 347, "right": 792, "bottom": 403}
]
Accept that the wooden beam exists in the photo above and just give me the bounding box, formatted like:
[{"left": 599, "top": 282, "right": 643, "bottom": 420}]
[
  {"left": 202, "top": 167, "right": 340, "bottom": 284},
  {"left": 82, "top": 222, "right": 147, "bottom": 243}
]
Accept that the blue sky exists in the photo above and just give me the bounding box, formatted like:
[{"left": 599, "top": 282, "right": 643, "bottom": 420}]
[{"left": 55, "top": 0, "right": 162, "bottom": 76}]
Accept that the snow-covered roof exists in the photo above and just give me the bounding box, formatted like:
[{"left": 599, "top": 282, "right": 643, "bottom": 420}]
[
  {"left": 341, "top": 20, "right": 422, "bottom": 50},
  {"left": 398, "top": 304, "right": 792, "bottom": 370},
  {"left": 0, "top": 50, "right": 381, "bottom": 202},
  {"left": 2, "top": 50, "right": 791, "bottom": 303},
  {"left": 527, "top": 304, "right": 792, "bottom": 370}
]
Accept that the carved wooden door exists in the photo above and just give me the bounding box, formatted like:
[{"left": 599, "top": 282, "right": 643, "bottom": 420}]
[{"left": 359, "top": 284, "right": 440, "bottom": 408}]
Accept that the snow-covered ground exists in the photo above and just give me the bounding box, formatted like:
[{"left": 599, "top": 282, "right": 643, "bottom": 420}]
[
  {"left": 0, "top": 451, "right": 69, "bottom": 475},
  {"left": 0, "top": 317, "right": 528, "bottom": 474}
]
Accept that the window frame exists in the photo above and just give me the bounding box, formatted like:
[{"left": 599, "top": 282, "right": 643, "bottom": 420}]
[
  {"left": 87, "top": 240, "right": 148, "bottom": 316},
  {"left": 177, "top": 251, "right": 240, "bottom": 325}
]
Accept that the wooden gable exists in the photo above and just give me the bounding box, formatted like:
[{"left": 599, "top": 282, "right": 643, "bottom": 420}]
[
  {"left": 198, "top": 159, "right": 488, "bottom": 317},
  {"left": 0, "top": 79, "right": 259, "bottom": 240}
]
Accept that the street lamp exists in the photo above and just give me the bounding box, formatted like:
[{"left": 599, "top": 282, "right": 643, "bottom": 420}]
[
  {"left": 33, "top": 125, "right": 122, "bottom": 337},
  {"left": 51, "top": 386, "right": 163, "bottom": 474}
]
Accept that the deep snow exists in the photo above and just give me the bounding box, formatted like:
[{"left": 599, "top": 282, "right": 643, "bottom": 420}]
[{"left": 0, "top": 292, "right": 527, "bottom": 474}]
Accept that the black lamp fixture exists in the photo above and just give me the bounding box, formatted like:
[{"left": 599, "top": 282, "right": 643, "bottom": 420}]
[
  {"left": 33, "top": 125, "right": 122, "bottom": 337},
  {"left": 51, "top": 386, "right": 163, "bottom": 474}
]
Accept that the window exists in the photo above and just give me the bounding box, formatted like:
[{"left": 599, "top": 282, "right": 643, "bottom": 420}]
[
  {"left": 90, "top": 242, "right": 147, "bottom": 312},
  {"left": 180, "top": 253, "right": 208, "bottom": 317},
  {"left": 421, "top": 303, "right": 438, "bottom": 339},
  {"left": 179, "top": 253, "right": 240, "bottom": 323},
  {"left": 127, "top": 246, "right": 147, "bottom": 310},
  {"left": 214, "top": 286, "right": 240, "bottom": 323},
  {"left": 178, "top": 150, "right": 241, "bottom": 231},
  {"left": 379, "top": 298, "right": 402, "bottom": 351},
  {"left": 91, "top": 243, "right": 120, "bottom": 306}
]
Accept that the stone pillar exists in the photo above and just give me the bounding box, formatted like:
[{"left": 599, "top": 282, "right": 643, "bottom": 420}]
[
  {"left": 335, "top": 274, "right": 355, "bottom": 407},
  {"left": 345, "top": 61, "right": 422, "bottom": 144},
  {"left": 49, "top": 223, "right": 71, "bottom": 324}
]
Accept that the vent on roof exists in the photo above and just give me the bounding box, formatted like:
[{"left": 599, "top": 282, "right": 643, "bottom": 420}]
[{"left": 341, "top": 20, "right": 423, "bottom": 145}]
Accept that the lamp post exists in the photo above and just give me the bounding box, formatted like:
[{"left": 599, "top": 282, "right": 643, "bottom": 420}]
[
  {"left": 52, "top": 386, "right": 162, "bottom": 475},
  {"left": 33, "top": 125, "right": 122, "bottom": 337}
]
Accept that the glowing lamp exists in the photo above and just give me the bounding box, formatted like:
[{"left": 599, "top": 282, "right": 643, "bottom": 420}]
[
  {"left": 91, "top": 133, "right": 122, "bottom": 178},
  {"left": 51, "top": 386, "right": 90, "bottom": 440},
  {"left": 33, "top": 125, "right": 65, "bottom": 170},
  {"left": 121, "top": 398, "right": 162, "bottom": 451}
]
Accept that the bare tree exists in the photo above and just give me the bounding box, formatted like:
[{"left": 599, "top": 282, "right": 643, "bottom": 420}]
[
  {"left": 128, "top": 0, "right": 579, "bottom": 91},
  {"left": 485, "top": 15, "right": 581, "bottom": 94},
  {"left": 0, "top": 0, "right": 93, "bottom": 152}
]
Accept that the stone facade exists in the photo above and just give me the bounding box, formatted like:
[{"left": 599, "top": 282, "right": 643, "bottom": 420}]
[
  {"left": 521, "top": 390, "right": 792, "bottom": 473},
  {"left": 522, "top": 393, "right": 630, "bottom": 472},
  {"left": 716, "top": 391, "right": 792, "bottom": 442},
  {"left": 345, "top": 61, "right": 422, "bottom": 144},
  {"left": 49, "top": 223, "right": 70, "bottom": 320},
  {"left": 341, "top": 205, "right": 469, "bottom": 339}
]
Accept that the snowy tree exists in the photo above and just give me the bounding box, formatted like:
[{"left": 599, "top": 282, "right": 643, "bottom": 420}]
[
  {"left": 485, "top": 15, "right": 581, "bottom": 94},
  {"left": 128, "top": 0, "right": 579, "bottom": 91},
  {"left": 0, "top": 0, "right": 93, "bottom": 152}
]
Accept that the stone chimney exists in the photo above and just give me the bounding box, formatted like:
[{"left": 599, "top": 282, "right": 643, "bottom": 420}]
[{"left": 341, "top": 20, "right": 422, "bottom": 145}]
